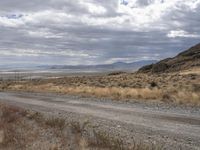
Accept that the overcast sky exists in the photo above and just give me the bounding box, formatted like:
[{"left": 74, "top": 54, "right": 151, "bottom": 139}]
[{"left": 0, "top": 0, "right": 200, "bottom": 66}]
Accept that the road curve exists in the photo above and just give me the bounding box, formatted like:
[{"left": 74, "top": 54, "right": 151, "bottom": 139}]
[{"left": 0, "top": 92, "right": 200, "bottom": 149}]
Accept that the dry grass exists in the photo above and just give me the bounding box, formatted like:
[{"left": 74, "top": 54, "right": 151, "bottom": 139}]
[
  {"left": 45, "top": 117, "right": 65, "bottom": 130},
  {"left": 90, "top": 130, "right": 124, "bottom": 150},
  {"left": 0, "top": 103, "right": 165, "bottom": 150},
  {"left": 8, "top": 83, "right": 200, "bottom": 105},
  {"left": 1, "top": 71, "right": 200, "bottom": 105},
  {"left": 69, "top": 121, "right": 163, "bottom": 150},
  {"left": 180, "top": 68, "right": 200, "bottom": 75},
  {"left": 0, "top": 103, "right": 66, "bottom": 149},
  {"left": 90, "top": 130, "right": 164, "bottom": 150},
  {"left": 0, "top": 104, "right": 27, "bottom": 149},
  {"left": 48, "top": 85, "right": 164, "bottom": 100}
]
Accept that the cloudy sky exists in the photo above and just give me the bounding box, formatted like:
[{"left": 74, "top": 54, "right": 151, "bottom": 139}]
[{"left": 0, "top": 0, "right": 200, "bottom": 66}]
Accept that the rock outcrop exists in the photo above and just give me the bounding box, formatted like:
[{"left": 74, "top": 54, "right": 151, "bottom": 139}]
[{"left": 138, "top": 43, "right": 200, "bottom": 73}]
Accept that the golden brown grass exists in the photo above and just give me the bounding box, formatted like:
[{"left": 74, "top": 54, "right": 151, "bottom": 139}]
[
  {"left": 48, "top": 85, "right": 163, "bottom": 100},
  {"left": 180, "top": 68, "right": 200, "bottom": 75},
  {"left": 7, "top": 83, "right": 200, "bottom": 105},
  {"left": 1, "top": 71, "right": 200, "bottom": 105}
]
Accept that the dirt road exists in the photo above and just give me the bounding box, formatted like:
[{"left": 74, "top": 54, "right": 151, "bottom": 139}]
[{"left": 0, "top": 92, "right": 200, "bottom": 149}]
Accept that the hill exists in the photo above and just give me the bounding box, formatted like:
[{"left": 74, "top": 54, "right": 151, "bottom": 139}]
[
  {"left": 46, "top": 60, "right": 157, "bottom": 72},
  {"left": 138, "top": 43, "right": 200, "bottom": 73}
]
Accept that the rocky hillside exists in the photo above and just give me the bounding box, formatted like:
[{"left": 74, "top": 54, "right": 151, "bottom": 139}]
[{"left": 138, "top": 43, "right": 200, "bottom": 73}]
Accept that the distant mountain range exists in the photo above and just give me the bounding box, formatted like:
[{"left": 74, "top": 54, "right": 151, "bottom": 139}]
[
  {"left": 138, "top": 43, "right": 200, "bottom": 73},
  {"left": 43, "top": 60, "right": 157, "bottom": 72}
]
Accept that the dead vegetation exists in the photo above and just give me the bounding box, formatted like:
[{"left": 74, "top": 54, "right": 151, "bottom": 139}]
[
  {"left": 0, "top": 103, "right": 70, "bottom": 150},
  {"left": 68, "top": 120, "right": 164, "bottom": 150},
  {"left": 1, "top": 70, "right": 199, "bottom": 105},
  {"left": 45, "top": 117, "right": 66, "bottom": 130},
  {"left": 0, "top": 103, "right": 164, "bottom": 150},
  {"left": 0, "top": 104, "right": 27, "bottom": 149}
]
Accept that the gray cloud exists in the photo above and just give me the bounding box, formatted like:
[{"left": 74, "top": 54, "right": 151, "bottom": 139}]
[{"left": 0, "top": 0, "right": 200, "bottom": 66}]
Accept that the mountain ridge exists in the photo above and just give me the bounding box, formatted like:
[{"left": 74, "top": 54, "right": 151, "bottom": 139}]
[
  {"left": 138, "top": 43, "right": 200, "bottom": 73},
  {"left": 42, "top": 60, "right": 157, "bottom": 71}
]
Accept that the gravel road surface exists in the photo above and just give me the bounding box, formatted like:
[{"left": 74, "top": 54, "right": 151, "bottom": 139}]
[{"left": 0, "top": 92, "right": 199, "bottom": 150}]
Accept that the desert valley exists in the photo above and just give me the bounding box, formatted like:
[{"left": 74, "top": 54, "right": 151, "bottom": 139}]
[
  {"left": 0, "top": 43, "right": 200, "bottom": 150},
  {"left": 0, "top": 0, "right": 200, "bottom": 149}
]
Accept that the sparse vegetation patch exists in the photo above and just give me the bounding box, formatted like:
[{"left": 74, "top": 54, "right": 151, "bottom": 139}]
[
  {"left": 1, "top": 71, "right": 199, "bottom": 105},
  {"left": 0, "top": 103, "right": 165, "bottom": 150}
]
